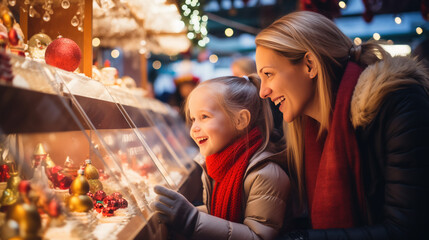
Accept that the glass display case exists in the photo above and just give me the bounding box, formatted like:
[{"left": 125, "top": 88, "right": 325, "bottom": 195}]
[{"left": 0, "top": 54, "right": 201, "bottom": 239}]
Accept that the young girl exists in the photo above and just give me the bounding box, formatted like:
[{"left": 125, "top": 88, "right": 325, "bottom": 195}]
[{"left": 153, "top": 75, "right": 290, "bottom": 239}]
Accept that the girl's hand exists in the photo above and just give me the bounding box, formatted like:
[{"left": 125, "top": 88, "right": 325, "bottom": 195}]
[{"left": 152, "top": 185, "right": 199, "bottom": 237}]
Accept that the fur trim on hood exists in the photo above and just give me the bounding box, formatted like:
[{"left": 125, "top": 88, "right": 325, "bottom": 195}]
[{"left": 350, "top": 57, "right": 429, "bottom": 128}]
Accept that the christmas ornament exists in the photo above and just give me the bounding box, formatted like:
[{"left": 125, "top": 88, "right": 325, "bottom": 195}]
[
  {"left": 67, "top": 169, "right": 93, "bottom": 212},
  {"left": 6, "top": 181, "right": 42, "bottom": 240},
  {"left": 84, "top": 159, "right": 99, "bottom": 179},
  {"left": 107, "top": 199, "right": 119, "bottom": 210},
  {"left": 0, "top": 156, "right": 20, "bottom": 207},
  {"left": 87, "top": 192, "right": 94, "bottom": 199},
  {"left": 47, "top": 198, "right": 61, "bottom": 217},
  {"left": 102, "top": 195, "right": 113, "bottom": 204},
  {"left": 1, "top": 11, "right": 14, "bottom": 30},
  {"left": 0, "top": 31, "right": 7, "bottom": 49},
  {"left": 102, "top": 206, "right": 114, "bottom": 217},
  {"left": 45, "top": 154, "right": 55, "bottom": 168},
  {"left": 28, "top": 33, "right": 52, "bottom": 59},
  {"left": 32, "top": 143, "right": 47, "bottom": 168},
  {"left": 46, "top": 165, "right": 73, "bottom": 190},
  {"left": 93, "top": 190, "right": 106, "bottom": 202},
  {"left": 94, "top": 201, "right": 104, "bottom": 213},
  {"left": 63, "top": 156, "right": 78, "bottom": 178},
  {"left": 111, "top": 192, "right": 122, "bottom": 200},
  {"left": 45, "top": 37, "right": 81, "bottom": 72},
  {"left": 0, "top": 148, "right": 10, "bottom": 182},
  {"left": 7, "top": 28, "right": 18, "bottom": 46},
  {"left": 117, "top": 198, "right": 128, "bottom": 208},
  {"left": 84, "top": 159, "right": 103, "bottom": 193}
]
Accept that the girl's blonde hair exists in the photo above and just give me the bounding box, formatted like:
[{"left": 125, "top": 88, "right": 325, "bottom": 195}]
[
  {"left": 255, "top": 11, "right": 390, "bottom": 205},
  {"left": 185, "top": 75, "right": 279, "bottom": 156}
]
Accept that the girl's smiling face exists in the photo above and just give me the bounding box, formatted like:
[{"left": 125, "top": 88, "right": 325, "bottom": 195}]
[
  {"left": 256, "top": 46, "right": 318, "bottom": 123},
  {"left": 188, "top": 86, "right": 239, "bottom": 157}
]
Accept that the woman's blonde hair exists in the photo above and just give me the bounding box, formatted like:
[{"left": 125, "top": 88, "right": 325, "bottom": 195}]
[
  {"left": 185, "top": 75, "right": 278, "bottom": 156},
  {"left": 255, "top": 11, "right": 390, "bottom": 205}
]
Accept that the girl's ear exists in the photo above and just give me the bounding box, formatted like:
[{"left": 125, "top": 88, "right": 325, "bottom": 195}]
[
  {"left": 236, "top": 109, "right": 251, "bottom": 131},
  {"left": 304, "top": 52, "right": 318, "bottom": 79}
]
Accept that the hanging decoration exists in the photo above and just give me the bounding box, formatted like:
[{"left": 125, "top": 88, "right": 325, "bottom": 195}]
[
  {"left": 178, "top": 0, "right": 209, "bottom": 48},
  {"left": 8, "top": 0, "right": 84, "bottom": 32},
  {"left": 300, "top": 0, "right": 341, "bottom": 19}
]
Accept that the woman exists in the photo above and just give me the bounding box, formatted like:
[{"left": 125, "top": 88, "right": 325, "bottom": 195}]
[{"left": 255, "top": 11, "right": 429, "bottom": 239}]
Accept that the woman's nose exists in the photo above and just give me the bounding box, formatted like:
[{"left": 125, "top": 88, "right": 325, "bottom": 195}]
[{"left": 259, "top": 86, "right": 272, "bottom": 99}]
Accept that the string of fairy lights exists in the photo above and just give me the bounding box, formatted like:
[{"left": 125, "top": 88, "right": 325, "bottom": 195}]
[{"left": 178, "top": 0, "right": 209, "bottom": 48}]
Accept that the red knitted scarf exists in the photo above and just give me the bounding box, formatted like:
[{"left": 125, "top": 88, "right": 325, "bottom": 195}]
[
  {"left": 304, "top": 62, "right": 366, "bottom": 229},
  {"left": 206, "top": 127, "right": 262, "bottom": 223}
]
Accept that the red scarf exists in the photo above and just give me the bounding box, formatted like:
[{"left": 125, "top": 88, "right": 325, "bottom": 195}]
[
  {"left": 304, "top": 62, "right": 366, "bottom": 229},
  {"left": 206, "top": 127, "right": 262, "bottom": 223}
]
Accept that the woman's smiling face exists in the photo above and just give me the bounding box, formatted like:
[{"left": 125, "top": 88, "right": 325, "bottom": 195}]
[
  {"left": 256, "top": 46, "right": 317, "bottom": 122},
  {"left": 188, "top": 86, "right": 239, "bottom": 157}
]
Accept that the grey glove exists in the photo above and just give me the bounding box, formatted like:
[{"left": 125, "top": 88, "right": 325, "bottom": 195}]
[{"left": 153, "top": 185, "right": 199, "bottom": 237}]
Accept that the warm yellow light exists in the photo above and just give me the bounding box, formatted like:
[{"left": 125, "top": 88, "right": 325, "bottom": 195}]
[
  {"left": 373, "top": 33, "right": 380, "bottom": 41},
  {"left": 152, "top": 60, "right": 162, "bottom": 70},
  {"left": 139, "top": 48, "right": 147, "bottom": 55},
  {"left": 354, "top": 37, "right": 362, "bottom": 45},
  {"left": 416, "top": 27, "right": 423, "bottom": 35},
  {"left": 111, "top": 49, "right": 120, "bottom": 58},
  {"left": 225, "top": 28, "right": 234, "bottom": 37},
  {"left": 394, "top": 17, "right": 402, "bottom": 24},
  {"left": 209, "top": 54, "right": 218, "bottom": 63},
  {"left": 92, "top": 38, "right": 100, "bottom": 47},
  {"left": 339, "top": 1, "right": 346, "bottom": 9}
]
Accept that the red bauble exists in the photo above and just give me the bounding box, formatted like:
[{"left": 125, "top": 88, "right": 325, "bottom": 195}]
[
  {"left": 45, "top": 37, "right": 81, "bottom": 72},
  {"left": 87, "top": 192, "right": 94, "bottom": 199},
  {"left": 102, "top": 207, "right": 115, "bottom": 217},
  {"left": 94, "top": 190, "right": 107, "bottom": 201},
  {"left": 117, "top": 198, "right": 128, "bottom": 208},
  {"left": 111, "top": 192, "right": 122, "bottom": 200},
  {"left": 0, "top": 164, "right": 9, "bottom": 182},
  {"left": 107, "top": 199, "right": 119, "bottom": 210},
  {"left": 7, "top": 28, "right": 18, "bottom": 46},
  {"left": 57, "top": 173, "right": 72, "bottom": 190},
  {"left": 94, "top": 202, "right": 104, "bottom": 213},
  {"left": 48, "top": 199, "right": 62, "bottom": 217},
  {"left": 18, "top": 180, "right": 31, "bottom": 194},
  {"left": 103, "top": 195, "right": 113, "bottom": 205}
]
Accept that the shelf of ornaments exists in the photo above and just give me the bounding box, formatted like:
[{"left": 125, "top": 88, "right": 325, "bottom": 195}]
[{"left": 0, "top": 53, "right": 201, "bottom": 239}]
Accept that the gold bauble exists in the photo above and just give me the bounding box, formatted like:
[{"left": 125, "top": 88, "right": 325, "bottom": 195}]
[
  {"left": 6, "top": 203, "right": 42, "bottom": 239},
  {"left": 67, "top": 195, "right": 93, "bottom": 212},
  {"left": 84, "top": 159, "right": 99, "bottom": 180},
  {"left": 69, "top": 175, "right": 89, "bottom": 195},
  {"left": 87, "top": 179, "right": 103, "bottom": 193},
  {"left": 0, "top": 171, "right": 20, "bottom": 206}
]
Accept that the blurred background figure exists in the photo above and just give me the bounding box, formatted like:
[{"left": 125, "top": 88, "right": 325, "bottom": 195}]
[
  {"left": 169, "top": 74, "right": 200, "bottom": 120},
  {"left": 230, "top": 57, "right": 284, "bottom": 140},
  {"left": 231, "top": 57, "right": 257, "bottom": 77}
]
